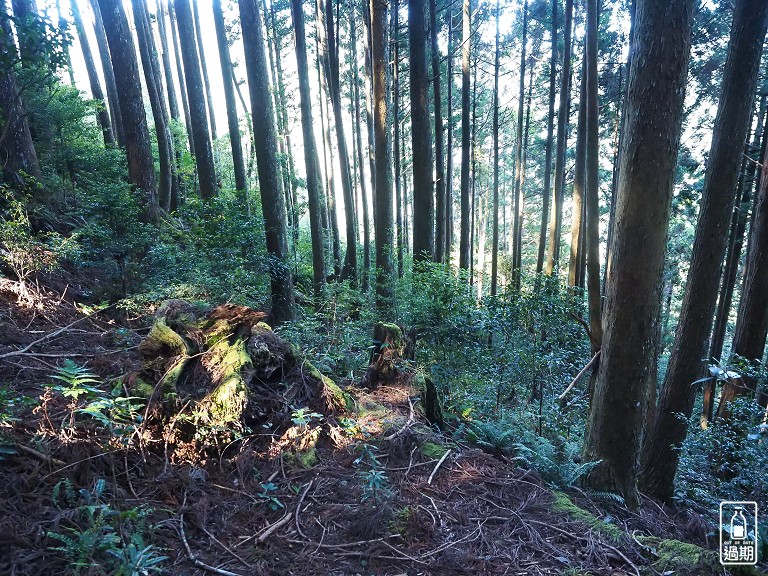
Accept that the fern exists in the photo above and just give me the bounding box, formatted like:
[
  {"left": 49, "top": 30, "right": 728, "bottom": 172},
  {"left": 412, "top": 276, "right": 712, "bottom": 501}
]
[{"left": 49, "top": 360, "right": 102, "bottom": 400}]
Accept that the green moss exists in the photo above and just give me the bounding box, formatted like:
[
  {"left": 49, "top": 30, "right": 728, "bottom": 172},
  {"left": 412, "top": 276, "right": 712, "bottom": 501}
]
[
  {"left": 139, "top": 318, "right": 188, "bottom": 358},
  {"left": 420, "top": 441, "right": 448, "bottom": 459},
  {"left": 295, "top": 445, "right": 318, "bottom": 468},
  {"left": 635, "top": 536, "right": 717, "bottom": 573},
  {"left": 131, "top": 377, "right": 155, "bottom": 398},
  {"left": 551, "top": 492, "right": 624, "bottom": 543},
  {"left": 200, "top": 337, "right": 252, "bottom": 427},
  {"left": 157, "top": 356, "right": 188, "bottom": 396}
]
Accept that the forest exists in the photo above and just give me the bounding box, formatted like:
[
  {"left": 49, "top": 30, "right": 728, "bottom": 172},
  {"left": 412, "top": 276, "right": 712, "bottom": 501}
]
[{"left": 0, "top": 0, "right": 767, "bottom": 573}]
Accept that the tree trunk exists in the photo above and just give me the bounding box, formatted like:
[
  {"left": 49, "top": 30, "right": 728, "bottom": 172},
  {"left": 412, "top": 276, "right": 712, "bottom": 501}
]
[
  {"left": 290, "top": 0, "right": 326, "bottom": 300},
  {"left": 156, "top": 0, "right": 179, "bottom": 122},
  {"left": 191, "top": 0, "right": 216, "bottom": 140},
  {"left": 350, "top": 7, "right": 371, "bottom": 291},
  {"left": 537, "top": 0, "right": 558, "bottom": 275},
  {"left": 550, "top": 0, "right": 573, "bottom": 279},
  {"left": 568, "top": 54, "right": 586, "bottom": 289},
  {"left": 0, "top": 1, "right": 41, "bottom": 186},
  {"left": 430, "top": 0, "right": 445, "bottom": 265},
  {"left": 212, "top": 0, "right": 247, "bottom": 199},
  {"left": 638, "top": 0, "right": 768, "bottom": 501},
  {"left": 70, "top": 0, "right": 114, "bottom": 146},
  {"left": 490, "top": 0, "right": 499, "bottom": 297},
  {"left": 239, "top": 0, "right": 295, "bottom": 323},
  {"left": 511, "top": 0, "right": 528, "bottom": 288},
  {"left": 175, "top": 0, "right": 217, "bottom": 199},
  {"left": 458, "top": 0, "right": 471, "bottom": 271},
  {"left": 705, "top": 97, "right": 767, "bottom": 423},
  {"left": 321, "top": 0, "right": 357, "bottom": 284},
  {"left": 90, "top": 0, "right": 124, "bottom": 146},
  {"left": 372, "top": 0, "right": 393, "bottom": 311},
  {"left": 585, "top": 0, "right": 602, "bottom": 355},
  {"left": 168, "top": 0, "right": 194, "bottom": 156},
  {"left": 97, "top": 0, "right": 159, "bottom": 223},
  {"left": 392, "top": 0, "right": 404, "bottom": 277},
  {"left": 133, "top": 0, "right": 175, "bottom": 212},
  {"left": 409, "top": 0, "right": 434, "bottom": 262},
  {"left": 445, "top": 0, "right": 454, "bottom": 264},
  {"left": 582, "top": 0, "right": 695, "bottom": 508},
  {"left": 717, "top": 129, "right": 768, "bottom": 416}
]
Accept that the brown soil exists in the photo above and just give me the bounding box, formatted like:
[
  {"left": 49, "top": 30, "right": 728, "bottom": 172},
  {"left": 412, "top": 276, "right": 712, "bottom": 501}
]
[{"left": 0, "top": 279, "right": 749, "bottom": 576}]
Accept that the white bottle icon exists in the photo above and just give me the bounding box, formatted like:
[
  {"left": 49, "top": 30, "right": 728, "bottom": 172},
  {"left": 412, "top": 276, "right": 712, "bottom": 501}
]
[{"left": 731, "top": 507, "right": 747, "bottom": 540}]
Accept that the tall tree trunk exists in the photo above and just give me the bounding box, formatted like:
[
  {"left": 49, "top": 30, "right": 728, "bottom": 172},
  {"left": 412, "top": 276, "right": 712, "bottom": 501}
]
[
  {"left": 445, "top": 0, "right": 454, "bottom": 264},
  {"left": 511, "top": 0, "right": 528, "bottom": 288},
  {"left": 430, "top": 0, "right": 445, "bottom": 264},
  {"left": 568, "top": 53, "right": 587, "bottom": 289},
  {"left": 582, "top": 0, "right": 695, "bottom": 508},
  {"left": 156, "top": 0, "right": 179, "bottom": 122},
  {"left": 191, "top": 0, "right": 216, "bottom": 140},
  {"left": 392, "top": 0, "right": 404, "bottom": 276},
  {"left": 705, "top": 97, "right": 767, "bottom": 423},
  {"left": 212, "top": 0, "right": 247, "bottom": 199},
  {"left": 717, "top": 126, "right": 768, "bottom": 416},
  {"left": 55, "top": 0, "right": 76, "bottom": 86},
  {"left": 350, "top": 7, "right": 371, "bottom": 291},
  {"left": 321, "top": 0, "right": 357, "bottom": 284},
  {"left": 550, "top": 0, "right": 573, "bottom": 278},
  {"left": 315, "top": 1, "right": 341, "bottom": 277},
  {"left": 490, "top": 0, "right": 500, "bottom": 297},
  {"left": 458, "top": 0, "right": 471, "bottom": 271},
  {"left": 0, "top": 0, "right": 41, "bottom": 186},
  {"left": 638, "top": 0, "right": 768, "bottom": 501},
  {"left": 133, "top": 0, "right": 175, "bottom": 212},
  {"left": 175, "top": 0, "right": 216, "bottom": 199},
  {"left": 91, "top": 0, "right": 124, "bottom": 146},
  {"left": 371, "top": 0, "right": 393, "bottom": 311},
  {"left": 410, "top": 0, "right": 434, "bottom": 261},
  {"left": 71, "top": 0, "right": 114, "bottom": 146},
  {"left": 97, "top": 0, "right": 159, "bottom": 223},
  {"left": 585, "top": 0, "right": 602, "bottom": 355},
  {"left": 537, "top": 0, "right": 557, "bottom": 275},
  {"left": 168, "top": 0, "right": 194, "bottom": 156},
  {"left": 290, "top": 0, "right": 326, "bottom": 299},
  {"left": 239, "top": 0, "right": 295, "bottom": 323}
]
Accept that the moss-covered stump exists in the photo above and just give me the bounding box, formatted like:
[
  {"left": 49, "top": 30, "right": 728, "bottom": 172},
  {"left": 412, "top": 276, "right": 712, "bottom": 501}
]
[
  {"left": 362, "top": 322, "right": 407, "bottom": 389},
  {"left": 127, "top": 302, "right": 347, "bottom": 455}
]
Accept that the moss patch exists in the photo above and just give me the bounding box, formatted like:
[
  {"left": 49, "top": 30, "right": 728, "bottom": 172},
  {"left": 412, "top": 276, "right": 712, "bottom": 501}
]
[
  {"left": 420, "top": 441, "right": 448, "bottom": 459},
  {"left": 139, "top": 318, "right": 189, "bottom": 359},
  {"left": 551, "top": 492, "right": 624, "bottom": 543}
]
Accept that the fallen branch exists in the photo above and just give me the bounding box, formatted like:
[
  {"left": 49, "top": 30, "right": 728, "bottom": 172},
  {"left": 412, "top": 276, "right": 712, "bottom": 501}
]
[
  {"left": 0, "top": 304, "right": 115, "bottom": 360},
  {"left": 427, "top": 448, "right": 451, "bottom": 485},
  {"left": 179, "top": 513, "right": 243, "bottom": 576},
  {"left": 294, "top": 480, "right": 313, "bottom": 540},
  {"left": 383, "top": 396, "right": 415, "bottom": 441},
  {"left": 15, "top": 443, "right": 65, "bottom": 467},
  {"left": 558, "top": 351, "right": 601, "bottom": 402}
]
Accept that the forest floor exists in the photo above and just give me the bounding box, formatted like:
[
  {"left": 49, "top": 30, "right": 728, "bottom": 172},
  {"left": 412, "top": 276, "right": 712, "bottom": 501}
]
[{"left": 0, "top": 275, "right": 762, "bottom": 576}]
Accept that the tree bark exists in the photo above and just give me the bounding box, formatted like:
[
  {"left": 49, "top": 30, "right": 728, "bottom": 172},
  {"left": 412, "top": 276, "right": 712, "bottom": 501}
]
[
  {"left": 212, "top": 0, "right": 247, "bottom": 198},
  {"left": 70, "top": 0, "right": 114, "bottom": 146},
  {"left": 490, "top": 0, "right": 499, "bottom": 297},
  {"left": 445, "top": 0, "right": 454, "bottom": 264},
  {"left": 239, "top": 0, "right": 294, "bottom": 322},
  {"left": 568, "top": 54, "right": 586, "bottom": 289},
  {"left": 90, "top": 0, "right": 124, "bottom": 146},
  {"left": 392, "top": 0, "right": 404, "bottom": 277},
  {"left": 585, "top": 0, "right": 602, "bottom": 354},
  {"left": 168, "top": 0, "right": 194, "bottom": 156},
  {"left": 638, "top": 0, "right": 768, "bottom": 500},
  {"left": 97, "top": 0, "right": 159, "bottom": 223},
  {"left": 409, "top": 0, "right": 434, "bottom": 261},
  {"left": 133, "top": 0, "right": 176, "bottom": 212},
  {"left": 156, "top": 0, "right": 179, "bottom": 122},
  {"left": 537, "top": 0, "right": 558, "bottom": 275},
  {"left": 191, "top": 0, "right": 216, "bottom": 140},
  {"left": 430, "top": 0, "right": 445, "bottom": 264},
  {"left": 175, "top": 0, "right": 217, "bottom": 199},
  {"left": 372, "top": 0, "right": 393, "bottom": 311},
  {"left": 511, "top": 0, "right": 528, "bottom": 288},
  {"left": 458, "top": 0, "right": 471, "bottom": 271},
  {"left": 0, "top": 0, "right": 41, "bottom": 186},
  {"left": 290, "top": 0, "right": 326, "bottom": 300},
  {"left": 582, "top": 0, "right": 695, "bottom": 508}
]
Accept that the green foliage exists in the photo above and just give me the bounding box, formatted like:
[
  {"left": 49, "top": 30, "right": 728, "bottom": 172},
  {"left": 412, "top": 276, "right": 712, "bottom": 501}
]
[
  {"left": 257, "top": 482, "right": 285, "bottom": 511},
  {"left": 47, "top": 478, "right": 166, "bottom": 576},
  {"left": 291, "top": 407, "right": 323, "bottom": 428},
  {"left": 676, "top": 398, "right": 768, "bottom": 516}
]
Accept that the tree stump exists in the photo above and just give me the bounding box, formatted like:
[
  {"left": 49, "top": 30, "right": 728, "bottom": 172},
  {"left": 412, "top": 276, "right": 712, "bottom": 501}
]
[
  {"left": 416, "top": 373, "right": 444, "bottom": 429},
  {"left": 361, "top": 322, "right": 406, "bottom": 389}
]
